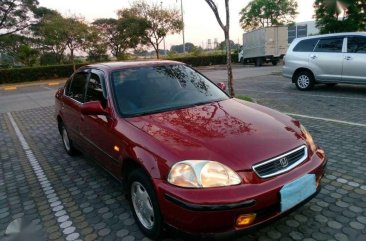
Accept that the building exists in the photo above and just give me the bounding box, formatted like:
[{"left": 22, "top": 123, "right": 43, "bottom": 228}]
[{"left": 288, "top": 21, "right": 319, "bottom": 44}]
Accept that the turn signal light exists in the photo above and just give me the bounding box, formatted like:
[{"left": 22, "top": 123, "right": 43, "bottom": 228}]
[{"left": 236, "top": 213, "right": 256, "bottom": 227}]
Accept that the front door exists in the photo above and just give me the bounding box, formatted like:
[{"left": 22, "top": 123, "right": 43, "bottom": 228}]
[
  {"left": 80, "top": 69, "right": 123, "bottom": 178},
  {"left": 309, "top": 37, "right": 345, "bottom": 82}
]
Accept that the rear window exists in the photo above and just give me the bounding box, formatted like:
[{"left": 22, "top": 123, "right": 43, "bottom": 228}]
[
  {"left": 314, "top": 38, "right": 343, "bottom": 53},
  {"left": 293, "top": 39, "right": 319, "bottom": 52}
]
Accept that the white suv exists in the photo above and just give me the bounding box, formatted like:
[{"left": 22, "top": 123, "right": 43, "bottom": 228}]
[{"left": 283, "top": 32, "right": 366, "bottom": 90}]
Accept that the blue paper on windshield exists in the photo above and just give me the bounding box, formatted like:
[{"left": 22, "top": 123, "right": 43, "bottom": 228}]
[{"left": 280, "top": 174, "right": 316, "bottom": 212}]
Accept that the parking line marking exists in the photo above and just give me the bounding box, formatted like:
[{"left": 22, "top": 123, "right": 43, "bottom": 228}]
[
  {"left": 7, "top": 112, "right": 82, "bottom": 241},
  {"left": 285, "top": 112, "right": 366, "bottom": 127},
  {"left": 48, "top": 82, "right": 59, "bottom": 86},
  {"left": 4, "top": 86, "right": 17, "bottom": 91},
  {"left": 236, "top": 88, "right": 366, "bottom": 101}
]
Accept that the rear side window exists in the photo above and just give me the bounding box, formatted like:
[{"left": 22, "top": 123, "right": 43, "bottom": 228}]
[
  {"left": 67, "top": 71, "right": 88, "bottom": 102},
  {"left": 314, "top": 38, "right": 343, "bottom": 53},
  {"left": 347, "top": 36, "right": 366, "bottom": 53},
  {"left": 293, "top": 39, "right": 319, "bottom": 52}
]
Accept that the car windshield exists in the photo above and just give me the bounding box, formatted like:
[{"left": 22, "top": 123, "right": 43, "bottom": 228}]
[{"left": 111, "top": 64, "right": 229, "bottom": 117}]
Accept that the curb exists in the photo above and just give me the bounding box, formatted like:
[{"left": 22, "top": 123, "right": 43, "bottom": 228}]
[{"left": 0, "top": 79, "right": 67, "bottom": 91}]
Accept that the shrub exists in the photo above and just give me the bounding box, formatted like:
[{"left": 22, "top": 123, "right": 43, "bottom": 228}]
[
  {"left": 167, "top": 53, "right": 238, "bottom": 66},
  {"left": 0, "top": 63, "right": 88, "bottom": 84}
]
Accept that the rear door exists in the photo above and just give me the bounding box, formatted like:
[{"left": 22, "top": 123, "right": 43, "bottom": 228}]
[
  {"left": 62, "top": 70, "right": 89, "bottom": 146},
  {"left": 309, "top": 37, "right": 345, "bottom": 82},
  {"left": 342, "top": 36, "right": 366, "bottom": 83}
]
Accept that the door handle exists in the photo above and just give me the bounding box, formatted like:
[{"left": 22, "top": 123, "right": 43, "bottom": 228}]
[
  {"left": 344, "top": 56, "right": 352, "bottom": 60},
  {"left": 310, "top": 55, "right": 317, "bottom": 60}
]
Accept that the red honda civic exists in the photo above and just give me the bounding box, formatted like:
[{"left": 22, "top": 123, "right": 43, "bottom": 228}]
[{"left": 55, "top": 61, "right": 327, "bottom": 239}]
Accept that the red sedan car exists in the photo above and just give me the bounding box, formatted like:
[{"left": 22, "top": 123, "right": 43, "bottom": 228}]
[{"left": 55, "top": 61, "right": 327, "bottom": 239}]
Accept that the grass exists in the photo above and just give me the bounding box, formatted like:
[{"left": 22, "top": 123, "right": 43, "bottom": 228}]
[{"left": 236, "top": 95, "right": 253, "bottom": 102}]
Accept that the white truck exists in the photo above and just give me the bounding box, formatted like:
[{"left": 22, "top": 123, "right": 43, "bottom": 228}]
[{"left": 238, "top": 26, "right": 288, "bottom": 66}]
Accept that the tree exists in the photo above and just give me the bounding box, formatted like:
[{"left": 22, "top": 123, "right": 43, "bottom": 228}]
[
  {"left": 85, "top": 26, "right": 108, "bottom": 62},
  {"left": 127, "top": 0, "right": 183, "bottom": 59},
  {"left": 0, "top": 0, "right": 39, "bottom": 36},
  {"left": 63, "top": 17, "right": 89, "bottom": 68},
  {"left": 314, "top": 0, "right": 366, "bottom": 34},
  {"left": 239, "top": 0, "right": 298, "bottom": 32},
  {"left": 170, "top": 43, "right": 195, "bottom": 53},
  {"left": 92, "top": 15, "right": 148, "bottom": 59},
  {"left": 36, "top": 14, "right": 89, "bottom": 68},
  {"left": 0, "top": 34, "right": 39, "bottom": 66},
  {"left": 205, "top": 0, "right": 235, "bottom": 96}
]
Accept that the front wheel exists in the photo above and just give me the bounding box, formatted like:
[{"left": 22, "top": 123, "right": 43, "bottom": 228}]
[
  {"left": 295, "top": 71, "right": 315, "bottom": 91},
  {"left": 128, "top": 169, "right": 162, "bottom": 240}
]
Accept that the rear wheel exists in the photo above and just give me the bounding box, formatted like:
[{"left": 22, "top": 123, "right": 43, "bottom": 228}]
[
  {"left": 128, "top": 169, "right": 162, "bottom": 240},
  {"left": 295, "top": 70, "right": 315, "bottom": 91},
  {"left": 272, "top": 60, "right": 278, "bottom": 66},
  {"left": 255, "top": 58, "right": 263, "bottom": 67},
  {"left": 60, "top": 122, "right": 77, "bottom": 155}
]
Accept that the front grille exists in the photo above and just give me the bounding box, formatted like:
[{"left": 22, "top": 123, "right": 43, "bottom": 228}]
[{"left": 252, "top": 145, "right": 307, "bottom": 178}]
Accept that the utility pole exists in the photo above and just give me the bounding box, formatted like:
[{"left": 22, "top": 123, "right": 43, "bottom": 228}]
[{"left": 180, "top": 0, "right": 185, "bottom": 53}]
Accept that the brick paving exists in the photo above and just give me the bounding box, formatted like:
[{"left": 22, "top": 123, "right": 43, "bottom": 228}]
[{"left": 1, "top": 74, "right": 366, "bottom": 240}]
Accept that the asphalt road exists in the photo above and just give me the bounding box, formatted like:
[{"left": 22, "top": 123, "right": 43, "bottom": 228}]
[{"left": 1, "top": 65, "right": 366, "bottom": 241}]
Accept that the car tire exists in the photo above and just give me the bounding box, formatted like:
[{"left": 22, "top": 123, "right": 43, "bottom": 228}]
[
  {"left": 60, "top": 122, "right": 77, "bottom": 156},
  {"left": 255, "top": 58, "right": 263, "bottom": 67},
  {"left": 128, "top": 169, "right": 163, "bottom": 240},
  {"left": 295, "top": 70, "right": 315, "bottom": 91},
  {"left": 272, "top": 60, "right": 278, "bottom": 66}
]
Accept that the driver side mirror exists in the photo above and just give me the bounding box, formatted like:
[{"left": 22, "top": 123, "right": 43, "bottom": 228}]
[
  {"left": 217, "top": 82, "right": 226, "bottom": 91},
  {"left": 81, "top": 101, "right": 109, "bottom": 116}
]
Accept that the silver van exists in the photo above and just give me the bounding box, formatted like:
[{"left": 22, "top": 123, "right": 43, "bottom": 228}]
[{"left": 283, "top": 32, "right": 366, "bottom": 90}]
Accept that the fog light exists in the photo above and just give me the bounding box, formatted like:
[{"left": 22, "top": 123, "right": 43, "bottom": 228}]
[{"left": 236, "top": 213, "right": 256, "bottom": 227}]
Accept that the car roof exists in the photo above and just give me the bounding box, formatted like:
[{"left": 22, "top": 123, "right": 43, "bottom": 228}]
[
  {"left": 295, "top": 32, "right": 366, "bottom": 41},
  {"left": 82, "top": 60, "right": 183, "bottom": 71}
]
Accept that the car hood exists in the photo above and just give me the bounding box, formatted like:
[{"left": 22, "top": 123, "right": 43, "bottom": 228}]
[{"left": 127, "top": 98, "right": 306, "bottom": 171}]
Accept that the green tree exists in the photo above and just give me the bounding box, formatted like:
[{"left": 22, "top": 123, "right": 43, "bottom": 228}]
[
  {"left": 205, "top": 0, "right": 235, "bottom": 96},
  {"left": 127, "top": 0, "right": 183, "bottom": 59},
  {"left": 0, "top": 0, "right": 39, "bottom": 36},
  {"left": 92, "top": 16, "right": 147, "bottom": 58},
  {"left": 239, "top": 0, "right": 298, "bottom": 32},
  {"left": 85, "top": 26, "right": 108, "bottom": 62},
  {"left": 0, "top": 34, "right": 39, "bottom": 66},
  {"left": 36, "top": 14, "right": 89, "bottom": 68},
  {"left": 315, "top": 0, "right": 366, "bottom": 33}
]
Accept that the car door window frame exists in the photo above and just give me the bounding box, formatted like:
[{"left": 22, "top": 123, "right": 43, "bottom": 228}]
[
  {"left": 346, "top": 36, "right": 366, "bottom": 54},
  {"left": 313, "top": 37, "right": 345, "bottom": 53},
  {"left": 65, "top": 69, "right": 90, "bottom": 104},
  {"left": 84, "top": 68, "right": 108, "bottom": 104}
]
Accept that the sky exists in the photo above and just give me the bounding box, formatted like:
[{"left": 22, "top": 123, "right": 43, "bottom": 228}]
[{"left": 37, "top": 0, "right": 315, "bottom": 49}]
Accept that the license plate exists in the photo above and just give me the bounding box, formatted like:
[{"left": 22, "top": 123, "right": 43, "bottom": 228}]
[{"left": 280, "top": 174, "right": 316, "bottom": 212}]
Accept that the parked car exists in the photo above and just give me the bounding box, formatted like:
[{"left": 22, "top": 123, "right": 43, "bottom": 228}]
[
  {"left": 283, "top": 32, "right": 366, "bottom": 90},
  {"left": 55, "top": 61, "right": 327, "bottom": 239}
]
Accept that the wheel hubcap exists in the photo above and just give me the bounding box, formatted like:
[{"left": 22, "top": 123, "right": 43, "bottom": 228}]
[
  {"left": 297, "top": 75, "right": 310, "bottom": 89},
  {"left": 62, "top": 127, "right": 70, "bottom": 151},
  {"left": 131, "top": 181, "right": 154, "bottom": 230}
]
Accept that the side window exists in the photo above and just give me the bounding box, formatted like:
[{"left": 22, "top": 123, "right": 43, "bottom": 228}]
[
  {"left": 85, "top": 70, "right": 107, "bottom": 104},
  {"left": 293, "top": 39, "right": 319, "bottom": 52},
  {"left": 314, "top": 38, "right": 343, "bottom": 53},
  {"left": 68, "top": 71, "right": 88, "bottom": 103},
  {"left": 347, "top": 36, "right": 366, "bottom": 53}
]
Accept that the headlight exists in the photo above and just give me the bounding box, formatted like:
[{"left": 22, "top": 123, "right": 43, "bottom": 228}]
[
  {"left": 167, "top": 160, "right": 241, "bottom": 188},
  {"left": 300, "top": 124, "right": 317, "bottom": 153}
]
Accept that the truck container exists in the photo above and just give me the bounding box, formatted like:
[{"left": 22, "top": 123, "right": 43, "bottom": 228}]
[{"left": 238, "top": 26, "right": 288, "bottom": 66}]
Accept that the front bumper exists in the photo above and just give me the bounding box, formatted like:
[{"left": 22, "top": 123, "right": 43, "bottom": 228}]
[{"left": 155, "top": 148, "right": 327, "bottom": 235}]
